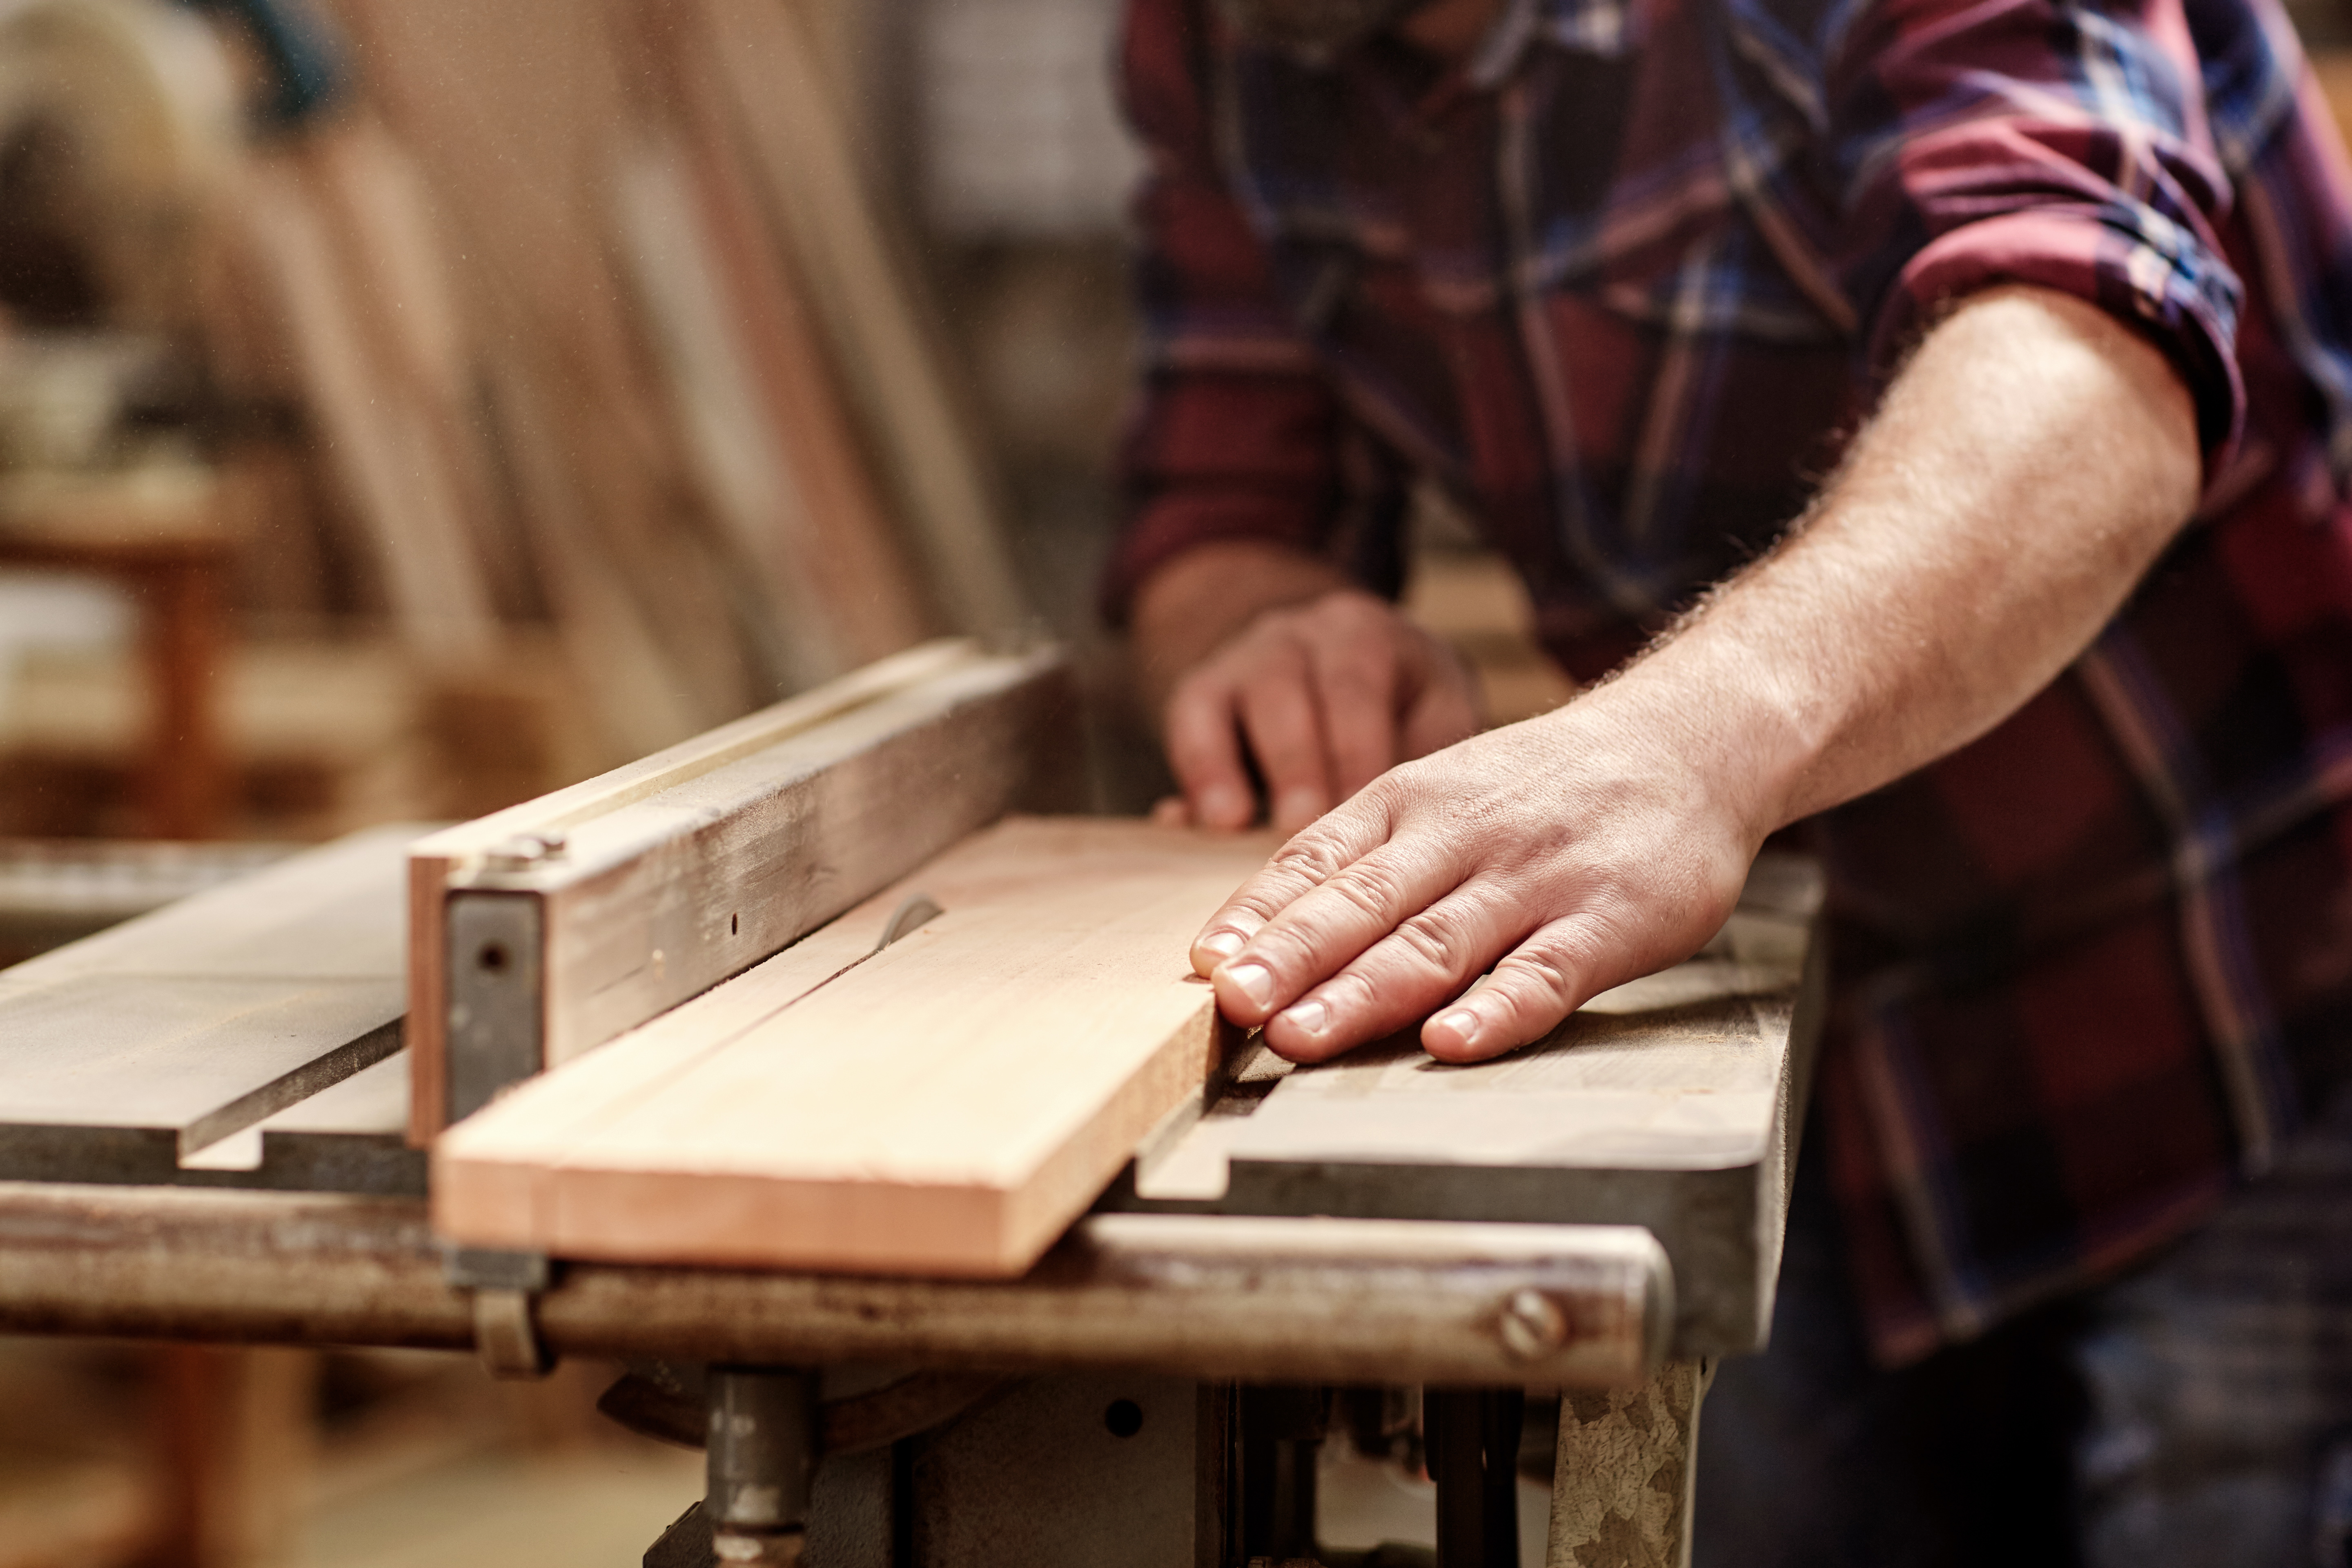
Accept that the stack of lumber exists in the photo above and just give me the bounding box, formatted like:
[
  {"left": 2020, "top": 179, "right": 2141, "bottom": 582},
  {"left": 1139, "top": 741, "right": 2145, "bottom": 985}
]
[{"left": 1, "top": 0, "right": 1027, "bottom": 784}]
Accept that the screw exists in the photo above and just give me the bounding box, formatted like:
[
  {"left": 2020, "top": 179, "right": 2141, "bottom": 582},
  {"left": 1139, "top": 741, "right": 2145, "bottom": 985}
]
[
  {"left": 482, "top": 837, "right": 545, "bottom": 873},
  {"left": 1497, "top": 1288, "right": 1568, "bottom": 1360},
  {"left": 482, "top": 830, "right": 567, "bottom": 875}
]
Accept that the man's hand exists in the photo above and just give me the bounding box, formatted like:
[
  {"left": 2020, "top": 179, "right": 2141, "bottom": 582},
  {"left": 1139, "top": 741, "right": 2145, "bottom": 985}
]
[
  {"left": 1188, "top": 286, "right": 2203, "bottom": 1064},
  {"left": 1159, "top": 589, "right": 1479, "bottom": 833},
  {"left": 1189, "top": 680, "right": 1760, "bottom": 1061},
  {"left": 1132, "top": 541, "right": 1480, "bottom": 834}
]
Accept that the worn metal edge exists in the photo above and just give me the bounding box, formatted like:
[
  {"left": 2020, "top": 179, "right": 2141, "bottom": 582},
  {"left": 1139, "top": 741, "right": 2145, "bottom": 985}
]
[{"left": 0, "top": 1184, "right": 1666, "bottom": 1388}]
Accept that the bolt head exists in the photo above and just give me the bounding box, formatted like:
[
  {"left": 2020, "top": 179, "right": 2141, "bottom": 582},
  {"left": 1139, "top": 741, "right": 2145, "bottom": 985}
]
[
  {"left": 482, "top": 837, "right": 546, "bottom": 873},
  {"left": 1498, "top": 1287, "right": 1569, "bottom": 1359}
]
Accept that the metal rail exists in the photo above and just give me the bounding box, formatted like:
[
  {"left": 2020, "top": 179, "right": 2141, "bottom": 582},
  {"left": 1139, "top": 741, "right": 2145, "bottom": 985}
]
[{"left": 0, "top": 1182, "right": 1670, "bottom": 1388}]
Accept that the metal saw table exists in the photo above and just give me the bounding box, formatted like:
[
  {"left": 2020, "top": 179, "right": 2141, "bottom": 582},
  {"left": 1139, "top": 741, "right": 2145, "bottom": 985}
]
[{"left": 0, "top": 644, "right": 1824, "bottom": 1568}]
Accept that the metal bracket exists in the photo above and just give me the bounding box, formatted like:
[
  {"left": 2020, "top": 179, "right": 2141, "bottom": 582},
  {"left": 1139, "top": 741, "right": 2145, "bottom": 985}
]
[
  {"left": 445, "top": 1245, "right": 556, "bottom": 1379},
  {"left": 445, "top": 891, "right": 546, "bottom": 1124}
]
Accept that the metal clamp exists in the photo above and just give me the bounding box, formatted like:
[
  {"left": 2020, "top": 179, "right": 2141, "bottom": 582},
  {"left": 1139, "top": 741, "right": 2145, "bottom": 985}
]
[{"left": 445, "top": 1245, "right": 556, "bottom": 1379}]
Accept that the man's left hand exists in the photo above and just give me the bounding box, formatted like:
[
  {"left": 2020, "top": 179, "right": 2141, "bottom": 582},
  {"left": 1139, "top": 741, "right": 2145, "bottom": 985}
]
[{"left": 1188, "top": 677, "right": 1763, "bottom": 1062}]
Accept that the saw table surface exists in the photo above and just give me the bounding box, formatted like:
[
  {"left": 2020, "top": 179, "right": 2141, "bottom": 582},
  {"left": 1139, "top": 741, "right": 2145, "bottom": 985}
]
[{"left": 0, "top": 825, "right": 422, "bottom": 1189}]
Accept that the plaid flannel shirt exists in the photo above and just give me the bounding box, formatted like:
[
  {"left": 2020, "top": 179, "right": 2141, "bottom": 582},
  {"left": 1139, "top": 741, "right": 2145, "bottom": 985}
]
[{"left": 1107, "top": 0, "right": 2352, "bottom": 1359}]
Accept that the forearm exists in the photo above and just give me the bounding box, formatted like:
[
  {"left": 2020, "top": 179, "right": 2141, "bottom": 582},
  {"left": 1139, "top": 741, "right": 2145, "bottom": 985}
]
[
  {"left": 1131, "top": 539, "right": 1357, "bottom": 717},
  {"left": 1601, "top": 285, "right": 2203, "bottom": 839}
]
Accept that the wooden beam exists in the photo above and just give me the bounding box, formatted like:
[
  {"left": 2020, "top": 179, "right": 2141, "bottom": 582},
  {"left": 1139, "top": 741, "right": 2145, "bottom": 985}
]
[
  {"left": 433, "top": 817, "right": 1276, "bottom": 1275},
  {"left": 695, "top": 0, "right": 1027, "bottom": 635},
  {"left": 236, "top": 146, "right": 500, "bottom": 660},
  {"left": 406, "top": 641, "right": 1074, "bottom": 1142}
]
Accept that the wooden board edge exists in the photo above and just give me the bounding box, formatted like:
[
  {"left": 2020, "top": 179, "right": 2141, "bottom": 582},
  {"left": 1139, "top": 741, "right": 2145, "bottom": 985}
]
[
  {"left": 454, "top": 1161, "right": 1022, "bottom": 1275},
  {"left": 432, "top": 978, "right": 1232, "bottom": 1276},
  {"left": 998, "top": 989, "right": 1234, "bottom": 1271},
  {"left": 405, "top": 849, "right": 452, "bottom": 1147},
  {"left": 408, "top": 637, "right": 984, "bottom": 866}
]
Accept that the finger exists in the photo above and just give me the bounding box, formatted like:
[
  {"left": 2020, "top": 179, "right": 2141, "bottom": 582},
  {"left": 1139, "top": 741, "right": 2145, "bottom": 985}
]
[
  {"left": 1151, "top": 795, "right": 1193, "bottom": 827},
  {"left": 1401, "top": 641, "right": 1483, "bottom": 757},
  {"left": 1164, "top": 670, "right": 1258, "bottom": 830},
  {"left": 1261, "top": 884, "right": 1522, "bottom": 1061},
  {"left": 1210, "top": 839, "right": 1462, "bottom": 1026},
  {"left": 1189, "top": 799, "right": 1394, "bottom": 975},
  {"left": 1305, "top": 604, "right": 1402, "bottom": 799},
  {"left": 1235, "top": 643, "right": 1336, "bottom": 833},
  {"left": 1421, "top": 918, "right": 1609, "bottom": 1061}
]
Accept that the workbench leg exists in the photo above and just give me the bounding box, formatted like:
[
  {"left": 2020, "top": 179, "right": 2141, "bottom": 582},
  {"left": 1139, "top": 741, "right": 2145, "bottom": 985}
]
[
  {"left": 134, "top": 556, "right": 230, "bottom": 841},
  {"left": 1547, "top": 1359, "right": 1712, "bottom": 1568},
  {"left": 141, "top": 1345, "right": 318, "bottom": 1568},
  {"left": 1427, "top": 1386, "right": 1525, "bottom": 1567}
]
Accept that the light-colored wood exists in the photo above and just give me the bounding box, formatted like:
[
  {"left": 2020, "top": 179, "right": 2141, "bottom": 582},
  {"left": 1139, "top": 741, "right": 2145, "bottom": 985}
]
[
  {"left": 316, "top": 0, "right": 764, "bottom": 748},
  {"left": 1548, "top": 1359, "right": 1711, "bottom": 1568},
  {"left": 434, "top": 817, "right": 1279, "bottom": 1275},
  {"left": 0, "top": 466, "right": 235, "bottom": 838},
  {"left": 610, "top": 131, "right": 929, "bottom": 688},
  {"left": 406, "top": 641, "right": 1070, "bottom": 1142},
  {"left": 695, "top": 0, "right": 1027, "bottom": 635},
  {"left": 235, "top": 144, "right": 499, "bottom": 660},
  {"left": 305, "top": 116, "right": 542, "bottom": 626},
  {"left": 670, "top": 31, "right": 935, "bottom": 662},
  {"left": 146, "top": 1345, "right": 318, "bottom": 1568}
]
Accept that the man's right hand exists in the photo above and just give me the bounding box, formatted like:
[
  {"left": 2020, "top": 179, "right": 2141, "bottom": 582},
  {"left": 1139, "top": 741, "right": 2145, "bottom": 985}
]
[{"left": 1131, "top": 543, "right": 1481, "bottom": 834}]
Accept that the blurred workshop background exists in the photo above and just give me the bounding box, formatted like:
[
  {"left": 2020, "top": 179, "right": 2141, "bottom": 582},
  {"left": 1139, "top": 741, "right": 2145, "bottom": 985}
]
[{"left": 0, "top": 0, "right": 2347, "bottom": 1563}]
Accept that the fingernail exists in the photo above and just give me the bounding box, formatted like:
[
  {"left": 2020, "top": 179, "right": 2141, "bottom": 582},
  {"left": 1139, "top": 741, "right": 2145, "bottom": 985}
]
[
  {"left": 1223, "top": 961, "right": 1274, "bottom": 1009},
  {"left": 1278, "top": 998, "right": 1328, "bottom": 1036},
  {"left": 1197, "top": 929, "right": 1245, "bottom": 962},
  {"left": 1436, "top": 1007, "right": 1481, "bottom": 1047}
]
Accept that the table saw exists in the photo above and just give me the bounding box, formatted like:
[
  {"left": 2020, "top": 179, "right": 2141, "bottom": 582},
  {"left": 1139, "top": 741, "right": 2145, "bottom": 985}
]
[{"left": 0, "top": 639, "right": 1824, "bottom": 1568}]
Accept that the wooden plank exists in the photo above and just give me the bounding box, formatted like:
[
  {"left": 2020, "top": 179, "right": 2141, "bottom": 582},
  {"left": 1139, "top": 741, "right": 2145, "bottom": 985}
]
[
  {"left": 406, "top": 641, "right": 1074, "bottom": 1141},
  {"left": 0, "top": 826, "right": 421, "bottom": 1185},
  {"left": 664, "top": 24, "right": 938, "bottom": 666},
  {"left": 610, "top": 133, "right": 917, "bottom": 688},
  {"left": 433, "top": 817, "right": 1279, "bottom": 1275},
  {"left": 1114, "top": 853, "right": 1827, "bottom": 1356},
  {"left": 317, "top": 0, "right": 768, "bottom": 749},
  {"left": 696, "top": 0, "right": 1027, "bottom": 635},
  {"left": 235, "top": 147, "right": 499, "bottom": 660}
]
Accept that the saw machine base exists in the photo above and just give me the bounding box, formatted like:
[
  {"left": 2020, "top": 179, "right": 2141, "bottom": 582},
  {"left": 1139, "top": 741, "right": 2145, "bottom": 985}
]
[{"left": 0, "top": 641, "right": 1822, "bottom": 1568}]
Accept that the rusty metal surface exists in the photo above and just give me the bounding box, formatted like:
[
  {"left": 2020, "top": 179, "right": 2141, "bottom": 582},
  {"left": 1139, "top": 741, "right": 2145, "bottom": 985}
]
[
  {"left": 0, "top": 1182, "right": 470, "bottom": 1348},
  {"left": 0, "top": 1184, "right": 1667, "bottom": 1388}
]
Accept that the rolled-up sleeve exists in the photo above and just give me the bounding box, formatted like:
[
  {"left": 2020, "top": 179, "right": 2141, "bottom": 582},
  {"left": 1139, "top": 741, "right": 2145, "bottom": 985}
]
[
  {"left": 1102, "top": 0, "right": 1344, "bottom": 624},
  {"left": 1817, "top": 0, "right": 2247, "bottom": 464}
]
